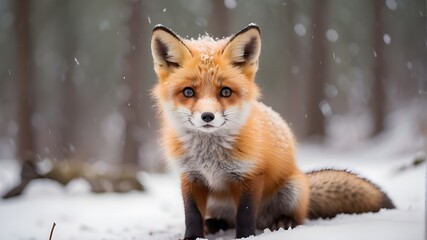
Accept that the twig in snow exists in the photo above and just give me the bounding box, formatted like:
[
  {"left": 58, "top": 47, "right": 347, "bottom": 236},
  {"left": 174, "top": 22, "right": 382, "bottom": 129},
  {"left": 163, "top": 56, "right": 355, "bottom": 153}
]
[{"left": 49, "top": 222, "right": 56, "bottom": 240}]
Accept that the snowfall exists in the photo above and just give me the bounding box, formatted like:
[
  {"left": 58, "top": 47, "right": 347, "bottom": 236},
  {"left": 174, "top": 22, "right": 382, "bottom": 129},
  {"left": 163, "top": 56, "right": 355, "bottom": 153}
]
[{"left": 0, "top": 108, "right": 425, "bottom": 240}]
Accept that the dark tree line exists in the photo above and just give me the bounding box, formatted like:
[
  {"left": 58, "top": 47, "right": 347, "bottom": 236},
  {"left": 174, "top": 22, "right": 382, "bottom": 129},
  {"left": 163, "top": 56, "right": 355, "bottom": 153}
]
[{"left": 4, "top": 0, "right": 147, "bottom": 198}]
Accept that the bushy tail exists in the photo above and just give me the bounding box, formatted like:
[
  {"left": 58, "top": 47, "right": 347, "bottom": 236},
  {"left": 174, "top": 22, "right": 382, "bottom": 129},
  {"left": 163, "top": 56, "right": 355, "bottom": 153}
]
[{"left": 307, "top": 169, "right": 395, "bottom": 219}]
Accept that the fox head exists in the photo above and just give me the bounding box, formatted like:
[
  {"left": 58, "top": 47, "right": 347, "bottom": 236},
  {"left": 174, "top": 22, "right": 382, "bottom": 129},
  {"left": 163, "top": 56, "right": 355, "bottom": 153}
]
[{"left": 151, "top": 24, "right": 261, "bottom": 134}]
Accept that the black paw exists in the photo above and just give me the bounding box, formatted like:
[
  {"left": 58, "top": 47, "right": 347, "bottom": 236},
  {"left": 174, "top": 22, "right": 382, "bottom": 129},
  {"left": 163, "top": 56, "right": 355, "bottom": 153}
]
[
  {"left": 183, "top": 237, "right": 198, "bottom": 240},
  {"left": 205, "top": 218, "right": 230, "bottom": 234},
  {"left": 270, "top": 215, "right": 297, "bottom": 230}
]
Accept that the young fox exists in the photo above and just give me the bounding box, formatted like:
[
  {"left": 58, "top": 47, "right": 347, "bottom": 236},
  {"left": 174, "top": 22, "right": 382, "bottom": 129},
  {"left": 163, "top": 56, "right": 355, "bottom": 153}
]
[{"left": 150, "top": 24, "right": 395, "bottom": 239}]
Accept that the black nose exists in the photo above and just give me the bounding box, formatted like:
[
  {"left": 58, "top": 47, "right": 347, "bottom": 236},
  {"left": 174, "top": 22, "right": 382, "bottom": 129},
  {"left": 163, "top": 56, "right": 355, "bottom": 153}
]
[{"left": 201, "top": 112, "right": 215, "bottom": 123}]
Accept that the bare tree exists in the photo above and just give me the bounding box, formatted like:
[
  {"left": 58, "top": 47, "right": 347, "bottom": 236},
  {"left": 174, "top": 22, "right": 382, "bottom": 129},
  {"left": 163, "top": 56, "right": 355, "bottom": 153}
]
[
  {"left": 208, "top": 0, "right": 229, "bottom": 38},
  {"left": 282, "top": 1, "right": 306, "bottom": 137},
  {"left": 49, "top": 0, "right": 150, "bottom": 193},
  {"left": 370, "top": 0, "right": 386, "bottom": 137},
  {"left": 305, "top": 1, "right": 328, "bottom": 138},
  {"left": 120, "top": 0, "right": 145, "bottom": 167},
  {"left": 4, "top": 1, "right": 145, "bottom": 198},
  {"left": 60, "top": 2, "right": 80, "bottom": 159},
  {"left": 3, "top": 0, "right": 40, "bottom": 198}
]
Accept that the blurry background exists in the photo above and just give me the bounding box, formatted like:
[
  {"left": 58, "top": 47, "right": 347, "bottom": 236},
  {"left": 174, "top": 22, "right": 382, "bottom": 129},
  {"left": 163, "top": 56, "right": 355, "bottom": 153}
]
[{"left": 0, "top": 0, "right": 426, "bottom": 196}]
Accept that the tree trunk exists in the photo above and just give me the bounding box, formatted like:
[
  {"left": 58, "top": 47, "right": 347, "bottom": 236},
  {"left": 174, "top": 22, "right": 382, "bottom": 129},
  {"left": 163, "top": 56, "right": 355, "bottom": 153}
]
[
  {"left": 121, "top": 0, "right": 145, "bottom": 167},
  {"left": 283, "top": 1, "right": 305, "bottom": 137},
  {"left": 15, "top": 0, "right": 36, "bottom": 163},
  {"left": 305, "top": 1, "right": 328, "bottom": 138},
  {"left": 4, "top": 1, "right": 145, "bottom": 199},
  {"left": 60, "top": 2, "right": 79, "bottom": 158},
  {"left": 208, "top": 0, "right": 229, "bottom": 38},
  {"left": 370, "top": 0, "right": 386, "bottom": 137},
  {"left": 3, "top": 0, "right": 39, "bottom": 199}
]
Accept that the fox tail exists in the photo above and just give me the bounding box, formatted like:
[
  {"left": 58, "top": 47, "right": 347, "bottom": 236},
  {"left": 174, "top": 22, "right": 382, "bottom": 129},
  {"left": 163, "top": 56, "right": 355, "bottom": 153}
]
[{"left": 307, "top": 169, "right": 395, "bottom": 219}]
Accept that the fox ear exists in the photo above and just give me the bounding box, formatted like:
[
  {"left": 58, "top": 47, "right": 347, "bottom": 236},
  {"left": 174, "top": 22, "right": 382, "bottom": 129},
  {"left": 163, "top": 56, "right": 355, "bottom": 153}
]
[
  {"left": 222, "top": 24, "right": 261, "bottom": 67},
  {"left": 151, "top": 25, "right": 192, "bottom": 70}
]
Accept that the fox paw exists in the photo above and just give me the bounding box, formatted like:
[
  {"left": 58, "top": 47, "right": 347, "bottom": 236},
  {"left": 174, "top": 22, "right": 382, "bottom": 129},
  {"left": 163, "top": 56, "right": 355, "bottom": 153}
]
[
  {"left": 270, "top": 216, "right": 297, "bottom": 230},
  {"left": 205, "top": 218, "right": 230, "bottom": 234}
]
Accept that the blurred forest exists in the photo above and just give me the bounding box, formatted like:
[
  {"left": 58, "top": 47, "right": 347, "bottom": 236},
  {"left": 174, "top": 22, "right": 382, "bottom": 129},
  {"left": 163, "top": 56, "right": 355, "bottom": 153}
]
[{"left": 0, "top": 0, "right": 426, "bottom": 196}]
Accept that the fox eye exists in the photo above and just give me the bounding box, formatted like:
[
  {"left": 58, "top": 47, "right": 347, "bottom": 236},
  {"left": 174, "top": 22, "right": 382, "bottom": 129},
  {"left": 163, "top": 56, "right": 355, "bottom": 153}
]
[
  {"left": 183, "top": 87, "right": 194, "bottom": 98},
  {"left": 220, "top": 87, "right": 232, "bottom": 97}
]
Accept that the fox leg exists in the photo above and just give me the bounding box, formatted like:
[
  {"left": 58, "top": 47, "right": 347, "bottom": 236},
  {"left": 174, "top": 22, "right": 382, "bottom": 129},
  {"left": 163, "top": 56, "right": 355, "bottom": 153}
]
[
  {"left": 234, "top": 191, "right": 257, "bottom": 238},
  {"left": 181, "top": 174, "right": 208, "bottom": 240},
  {"left": 231, "top": 177, "right": 263, "bottom": 239}
]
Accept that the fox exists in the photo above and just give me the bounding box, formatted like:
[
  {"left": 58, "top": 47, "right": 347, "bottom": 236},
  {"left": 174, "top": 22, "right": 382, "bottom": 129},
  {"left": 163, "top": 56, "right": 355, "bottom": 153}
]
[{"left": 150, "top": 24, "right": 395, "bottom": 239}]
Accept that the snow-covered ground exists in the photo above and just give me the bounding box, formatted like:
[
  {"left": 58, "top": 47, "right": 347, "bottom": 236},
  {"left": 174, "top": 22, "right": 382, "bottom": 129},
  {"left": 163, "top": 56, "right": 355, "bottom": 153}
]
[{"left": 0, "top": 140, "right": 424, "bottom": 240}]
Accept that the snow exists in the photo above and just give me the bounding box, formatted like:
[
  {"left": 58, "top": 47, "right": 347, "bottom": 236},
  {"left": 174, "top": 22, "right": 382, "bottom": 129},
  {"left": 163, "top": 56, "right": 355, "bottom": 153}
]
[
  {"left": 332, "top": 52, "right": 341, "bottom": 64},
  {"left": 252, "top": 211, "right": 423, "bottom": 240},
  {"left": 294, "top": 23, "right": 306, "bottom": 37},
  {"left": 0, "top": 107, "right": 425, "bottom": 239},
  {"left": 99, "top": 20, "right": 111, "bottom": 31},
  {"left": 319, "top": 100, "right": 333, "bottom": 117},
  {"left": 386, "top": 0, "right": 398, "bottom": 10},
  {"left": 324, "top": 84, "right": 338, "bottom": 98},
  {"left": 0, "top": 143, "right": 424, "bottom": 240},
  {"left": 326, "top": 29, "right": 339, "bottom": 42},
  {"left": 224, "top": 0, "right": 237, "bottom": 10},
  {"left": 383, "top": 34, "right": 391, "bottom": 45}
]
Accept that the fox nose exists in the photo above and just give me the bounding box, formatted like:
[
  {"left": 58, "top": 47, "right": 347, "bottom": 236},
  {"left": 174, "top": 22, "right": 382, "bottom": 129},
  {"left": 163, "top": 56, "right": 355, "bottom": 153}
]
[{"left": 201, "top": 112, "right": 215, "bottom": 123}]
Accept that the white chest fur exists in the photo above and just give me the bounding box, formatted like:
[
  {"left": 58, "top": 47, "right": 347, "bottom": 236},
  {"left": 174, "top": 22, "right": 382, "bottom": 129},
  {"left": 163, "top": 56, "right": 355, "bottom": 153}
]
[{"left": 175, "top": 131, "right": 254, "bottom": 191}]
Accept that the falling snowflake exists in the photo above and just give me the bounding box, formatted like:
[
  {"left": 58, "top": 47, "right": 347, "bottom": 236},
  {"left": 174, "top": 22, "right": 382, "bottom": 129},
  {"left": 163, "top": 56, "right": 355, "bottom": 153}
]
[
  {"left": 99, "top": 20, "right": 110, "bottom": 31},
  {"left": 386, "top": 0, "right": 397, "bottom": 10},
  {"left": 326, "top": 29, "right": 339, "bottom": 42},
  {"left": 224, "top": 0, "right": 237, "bottom": 9},
  {"left": 294, "top": 23, "right": 306, "bottom": 36},
  {"left": 383, "top": 34, "right": 391, "bottom": 44},
  {"left": 319, "top": 100, "right": 333, "bottom": 117}
]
